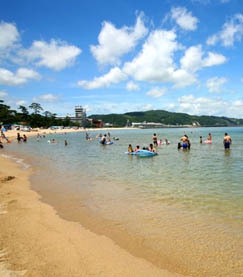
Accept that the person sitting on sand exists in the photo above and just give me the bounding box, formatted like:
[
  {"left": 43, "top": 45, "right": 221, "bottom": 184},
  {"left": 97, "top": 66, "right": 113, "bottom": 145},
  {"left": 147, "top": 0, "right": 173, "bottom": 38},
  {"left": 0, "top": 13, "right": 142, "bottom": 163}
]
[{"left": 128, "top": 144, "right": 133, "bottom": 153}]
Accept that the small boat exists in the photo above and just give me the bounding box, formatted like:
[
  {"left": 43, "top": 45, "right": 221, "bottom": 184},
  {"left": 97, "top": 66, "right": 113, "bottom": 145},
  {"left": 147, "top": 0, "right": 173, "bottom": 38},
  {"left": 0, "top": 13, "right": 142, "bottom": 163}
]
[{"left": 125, "top": 149, "right": 158, "bottom": 157}]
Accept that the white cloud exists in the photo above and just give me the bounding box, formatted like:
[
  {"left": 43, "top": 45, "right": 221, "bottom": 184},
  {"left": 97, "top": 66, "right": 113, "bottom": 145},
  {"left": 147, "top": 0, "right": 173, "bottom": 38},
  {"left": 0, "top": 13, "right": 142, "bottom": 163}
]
[
  {"left": 180, "top": 45, "right": 227, "bottom": 72},
  {"left": 22, "top": 39, "right": 82, "bottom": 71},
  {"left": 171, "top": 69, "right": 197, "bottom": 88},
  {"left": 0, "top": 90, "right": 8, "bottom": 98},
  {"left": 90, "top": 12, "right": 148, "bottom": 66},
  {"left": 33, "top": 93, "right": 61, "bottom": 103},
  {"left": 180, "top": 45, "right": 204, "bottom": 72},
  {"left": 202, "top": 52, "right": 227, "bottom": 67},
  {"left": 77, "top": 67, "right": 127, "bottom": 89},
  {"left": 171, "top": 7, "right": 199, "bottom": 31},
  {"left": 146, "top": 87, "right": 167, "bottom": 98},
  {"left": 0, "top": 21, "right": 20, "bottom": 50},
  {"left": 207, "top": 13, "right": 243, "bottom": 47},
  {"left": 123, "top": 29, "right": 181, "bottom": 82},
  {"left": 206, "top": 77, "right": 228, "bottom": 92},
  {"left": 126, "top": 81, "right": 140, "bottom": 91},
  {"left": 176, "top": 94, "right": 243, "bottom": 118},
  {"left": 0, "top": 67, "right": 41, "bottom": 85},
  {"left": 177, "top": 94, "right": 227, "bottom": 116},
  {"left": 16, "top": 100, "right": 27, "bottom": 106}
]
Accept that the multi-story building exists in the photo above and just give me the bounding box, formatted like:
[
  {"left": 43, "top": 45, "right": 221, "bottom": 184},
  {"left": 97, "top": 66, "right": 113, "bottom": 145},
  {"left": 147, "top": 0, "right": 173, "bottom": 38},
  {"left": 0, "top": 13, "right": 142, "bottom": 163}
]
[{"left": 72, "top": 106, "right": 86, "bottom": 126}]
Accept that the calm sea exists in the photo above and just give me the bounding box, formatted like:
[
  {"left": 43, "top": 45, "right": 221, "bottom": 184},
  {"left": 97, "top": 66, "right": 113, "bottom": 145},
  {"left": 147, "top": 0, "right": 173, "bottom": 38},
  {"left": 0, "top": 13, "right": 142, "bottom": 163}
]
[{"left": 5, "top": 127, "right": 243, "bottom": 276}]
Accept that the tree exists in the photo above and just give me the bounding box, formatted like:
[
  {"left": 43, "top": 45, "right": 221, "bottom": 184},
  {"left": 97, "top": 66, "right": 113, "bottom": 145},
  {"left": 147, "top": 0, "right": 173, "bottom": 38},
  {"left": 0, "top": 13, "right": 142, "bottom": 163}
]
[
  {"left": 18, "top": 105, "right": 29, "bottom": 116},
  {"left": 0, "top": 100, "right": 17, "bottom": 124},
  {"left": 29, "top": 102, "right": 43, "bottom": 114}
]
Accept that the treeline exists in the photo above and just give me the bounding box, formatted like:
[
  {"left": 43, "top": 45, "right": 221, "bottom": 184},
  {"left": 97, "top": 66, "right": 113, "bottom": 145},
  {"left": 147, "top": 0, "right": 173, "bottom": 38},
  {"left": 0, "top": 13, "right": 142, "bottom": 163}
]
[
  {"left": 89, "top": 110, "right": 243, "bottom": 127},
  {"left": 0, "top": 100, "right": 79, "bottom": 128}
]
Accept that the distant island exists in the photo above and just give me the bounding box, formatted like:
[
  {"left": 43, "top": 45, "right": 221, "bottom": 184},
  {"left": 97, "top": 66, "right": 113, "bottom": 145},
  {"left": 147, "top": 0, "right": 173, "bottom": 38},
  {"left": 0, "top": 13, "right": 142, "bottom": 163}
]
[{"left": 88, "top": 110, "right": 243, "bottom": 128}]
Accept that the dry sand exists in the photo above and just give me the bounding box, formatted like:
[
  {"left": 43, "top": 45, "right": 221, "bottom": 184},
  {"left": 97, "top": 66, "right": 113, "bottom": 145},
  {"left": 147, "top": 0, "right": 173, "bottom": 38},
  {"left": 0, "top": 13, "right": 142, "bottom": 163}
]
[{"left": 0, "top": 129, "right": 182, "bottom": 276}]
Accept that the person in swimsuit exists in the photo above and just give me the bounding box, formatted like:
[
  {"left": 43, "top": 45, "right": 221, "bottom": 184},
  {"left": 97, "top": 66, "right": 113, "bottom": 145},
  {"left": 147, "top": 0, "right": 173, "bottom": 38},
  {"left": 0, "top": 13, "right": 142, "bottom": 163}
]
[{"left": 223, "top": 133, "right": 232, "bottom": 150}]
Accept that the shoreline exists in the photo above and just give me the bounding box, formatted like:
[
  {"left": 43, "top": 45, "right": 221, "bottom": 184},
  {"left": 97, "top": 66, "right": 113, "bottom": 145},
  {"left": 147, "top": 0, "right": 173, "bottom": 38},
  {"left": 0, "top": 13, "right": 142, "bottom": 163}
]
[
  {"left": 0, "top": 140, "right": 182, "bottom": 276},
  {"left": 0, "top": 127, "right": 136, "bottom": 143}
]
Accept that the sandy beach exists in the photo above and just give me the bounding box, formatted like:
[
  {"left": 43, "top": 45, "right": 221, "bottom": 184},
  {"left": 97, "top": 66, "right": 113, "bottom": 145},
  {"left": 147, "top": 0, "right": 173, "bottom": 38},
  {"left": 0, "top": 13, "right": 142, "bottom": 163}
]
[{"left": 0, "top": 129, "right": 182, "bottom": 276}]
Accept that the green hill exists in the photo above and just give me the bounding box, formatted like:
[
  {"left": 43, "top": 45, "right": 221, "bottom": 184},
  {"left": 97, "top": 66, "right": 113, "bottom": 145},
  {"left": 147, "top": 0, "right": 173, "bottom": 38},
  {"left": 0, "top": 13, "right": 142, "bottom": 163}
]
[{"left": 88, "top": 110, "right": 243, "bottom": 128}]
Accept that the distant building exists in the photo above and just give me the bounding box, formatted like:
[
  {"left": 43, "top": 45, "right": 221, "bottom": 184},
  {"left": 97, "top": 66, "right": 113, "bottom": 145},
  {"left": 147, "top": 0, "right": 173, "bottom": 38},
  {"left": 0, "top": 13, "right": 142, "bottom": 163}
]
[
  {"left": 73, "top": 106, "right": 86, "bottom": 126},
  {"left": 58, "top": 106, "right": 87, "bottom": 127}
]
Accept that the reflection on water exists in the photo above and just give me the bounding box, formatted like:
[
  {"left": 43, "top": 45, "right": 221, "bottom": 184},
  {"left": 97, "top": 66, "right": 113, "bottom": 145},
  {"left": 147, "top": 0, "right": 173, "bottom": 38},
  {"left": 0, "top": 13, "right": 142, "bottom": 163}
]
[{"left": 7, "top": 127, "right": 243, "bottom": 276}]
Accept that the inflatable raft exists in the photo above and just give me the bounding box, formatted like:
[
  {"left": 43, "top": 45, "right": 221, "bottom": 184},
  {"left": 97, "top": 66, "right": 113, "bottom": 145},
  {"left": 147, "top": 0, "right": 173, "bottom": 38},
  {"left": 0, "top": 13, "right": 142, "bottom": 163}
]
[
  {"left": 126, "top": 150, "right": 158, "bottom": 157},
  {"left": 99, "top": 140, "right": 114, "bottom": 145}
]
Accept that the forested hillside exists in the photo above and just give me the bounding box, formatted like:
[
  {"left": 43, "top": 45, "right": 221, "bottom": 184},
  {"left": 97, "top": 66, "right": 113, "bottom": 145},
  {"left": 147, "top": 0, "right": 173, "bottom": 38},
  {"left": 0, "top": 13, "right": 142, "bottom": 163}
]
[{"left": 89, "top": 110, "right": 243, "bottom": 127}]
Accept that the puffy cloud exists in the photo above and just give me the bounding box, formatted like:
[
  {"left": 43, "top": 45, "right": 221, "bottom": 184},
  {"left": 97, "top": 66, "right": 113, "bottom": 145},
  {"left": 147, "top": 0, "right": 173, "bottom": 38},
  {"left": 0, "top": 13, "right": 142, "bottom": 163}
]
[
  {"left": 177, "top": 94, "right": 226, "bottom": 115},
  {"left": 77, "top": 67, "right": 127, "bottom": 89},
  {"left": 202, "top": 52, "right": 227, "bottom": 67},
  {"left": 0, "top": 67, "right": 41, "bottom": 85},
  {"left": 126, "top": 81, "right": 140, "bottom": 91},
  {"left": 33, "top": 93, "right": 61, "bottom": 103},
  {"left": 90, "top": 12, "right": 148, "bottom": 66},
  {"left": 0, "top": 21, "right": 20, "bottom": 50},
  {"left": 22, "top": 39, "right": 82, "bottom": 71},
  {"left": 180, "top": 45, "right": 204, "bottom": 72},
  {"left": 176, "top": 94, "right": 243, "bottom": 118},
  {"left": 206, "top": 76, "right": 228, "bottom": 92},
  {"left": 146, "top": 87, "right": 167, "bottom": 98},
  {"left": 171, "top": 69, "right": 197, "bottom": 88},
  {"left": 180, "top": 45, "right": 227, "bottom": 72},
  {"left": 123, "top": 29, "right": 180, "bottom": 82},
  {"left": 171, "top": 7, "right": 199, "bottom": 31},
  {"left": 207, "top": 13, "right": 243, "bottom": 47}
]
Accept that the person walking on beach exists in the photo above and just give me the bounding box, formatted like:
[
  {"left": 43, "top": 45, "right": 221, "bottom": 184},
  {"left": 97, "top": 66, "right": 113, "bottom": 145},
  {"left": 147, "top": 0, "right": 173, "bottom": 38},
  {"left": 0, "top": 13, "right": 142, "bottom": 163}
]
[{"left": 223, "top": 133, "right": 232, "bottom": 150}]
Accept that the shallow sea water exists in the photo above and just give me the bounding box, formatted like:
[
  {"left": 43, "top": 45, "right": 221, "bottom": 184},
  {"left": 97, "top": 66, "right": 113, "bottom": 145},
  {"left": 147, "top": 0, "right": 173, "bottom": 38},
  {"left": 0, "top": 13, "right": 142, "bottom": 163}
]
[{"left": 7, "top": 127, "right": 243, "bottom": 276}]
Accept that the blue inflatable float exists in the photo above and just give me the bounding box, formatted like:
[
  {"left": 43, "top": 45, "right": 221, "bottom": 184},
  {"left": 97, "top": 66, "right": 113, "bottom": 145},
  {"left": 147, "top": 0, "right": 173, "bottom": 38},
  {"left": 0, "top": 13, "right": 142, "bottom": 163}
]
[{"left": 125, "top": 150, "right": 158, "bottom": 157}]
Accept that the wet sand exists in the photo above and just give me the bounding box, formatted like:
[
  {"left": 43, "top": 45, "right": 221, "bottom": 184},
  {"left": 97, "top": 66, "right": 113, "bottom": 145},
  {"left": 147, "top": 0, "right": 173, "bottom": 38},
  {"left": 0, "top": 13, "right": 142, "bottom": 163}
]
[{"left": 0, "top": 129, "right": 182, "bottom": 276}]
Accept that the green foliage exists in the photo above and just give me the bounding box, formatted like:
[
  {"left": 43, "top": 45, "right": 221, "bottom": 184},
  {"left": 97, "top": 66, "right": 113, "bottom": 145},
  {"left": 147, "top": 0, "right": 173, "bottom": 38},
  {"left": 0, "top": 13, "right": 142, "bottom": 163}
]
[{"left": 0, "top": 100, "right": 80, "bottom": 128}]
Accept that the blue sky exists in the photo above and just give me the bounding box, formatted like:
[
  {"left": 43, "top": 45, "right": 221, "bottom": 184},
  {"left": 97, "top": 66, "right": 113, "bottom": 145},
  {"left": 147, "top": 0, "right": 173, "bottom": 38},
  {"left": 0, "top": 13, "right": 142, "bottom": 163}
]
[{"left": 0, "top": 0, "right": 243, "bottom": 118}]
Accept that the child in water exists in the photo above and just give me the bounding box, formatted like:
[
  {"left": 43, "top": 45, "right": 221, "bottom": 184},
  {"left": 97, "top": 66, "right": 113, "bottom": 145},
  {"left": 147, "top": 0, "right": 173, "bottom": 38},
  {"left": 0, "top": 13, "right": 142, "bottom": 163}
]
[{"left": 128, "top": 144, "right": 133, "bottom": 153}]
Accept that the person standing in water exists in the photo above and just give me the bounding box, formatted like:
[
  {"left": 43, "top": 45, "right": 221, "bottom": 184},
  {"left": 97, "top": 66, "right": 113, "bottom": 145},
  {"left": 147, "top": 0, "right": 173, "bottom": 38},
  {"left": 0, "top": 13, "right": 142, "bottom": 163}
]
[
  {"left": 153, "top": 133, "right": 158, "bottom": 146},
  {"left": 223, "top": 133, "right": 232, "bottom": 150}
]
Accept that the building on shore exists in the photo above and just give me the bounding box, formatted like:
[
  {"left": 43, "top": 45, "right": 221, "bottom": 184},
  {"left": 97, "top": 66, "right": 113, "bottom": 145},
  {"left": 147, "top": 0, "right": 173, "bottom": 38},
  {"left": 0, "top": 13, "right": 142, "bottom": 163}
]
[{"left": 58, "top": 106, "right": 87, "bottom": 127}]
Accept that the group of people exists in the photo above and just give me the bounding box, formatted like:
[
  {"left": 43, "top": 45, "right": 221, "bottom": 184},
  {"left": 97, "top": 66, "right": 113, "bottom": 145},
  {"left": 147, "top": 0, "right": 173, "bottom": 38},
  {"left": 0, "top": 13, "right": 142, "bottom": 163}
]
[
  {"left": 127, "top": 143, "right": 156, "bottom": 153},
  {"left": 179, "top": 132, "right": 232, "bottom": 150},
  {"left": 17, "top": 133, "right": 27, "bottom": 143},
  {"left": 178, "top": 134, "right": 191, "bottom": 150}
]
